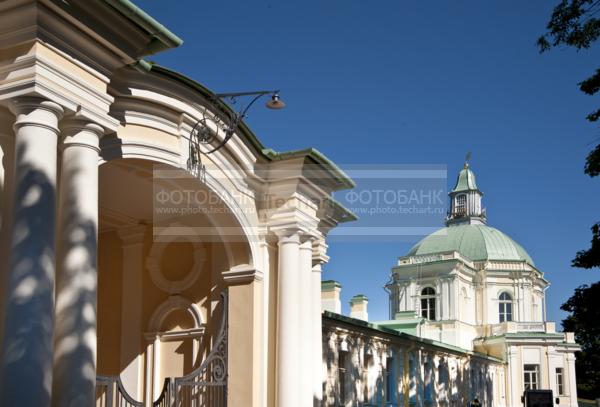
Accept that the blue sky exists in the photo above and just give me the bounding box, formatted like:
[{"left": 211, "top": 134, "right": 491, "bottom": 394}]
[{"left": 136, "top": 0, "right": 600, "bottom": 325}]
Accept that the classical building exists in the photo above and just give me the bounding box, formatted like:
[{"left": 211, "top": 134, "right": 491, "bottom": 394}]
[
  {"left": 0, "top": 1, "right": 580, "bottom": 407},
  {"left": 0, "top": 1, "right": 354, "bottom": 406},
  {"left": 321, "top": 163, "right": 579, "bottom": 407}
]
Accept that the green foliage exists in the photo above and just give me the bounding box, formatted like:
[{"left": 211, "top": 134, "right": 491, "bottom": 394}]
[
  {"left": 573, "top": 223, "right": 600, "bottom": 268},
  {"left": 584, "top": 143, "right": 600, "bottom": 176},
  {"left": 561, "top": 281, "right": 600, "bottom": 398},
  {"left": 540, "top": 1, "right": 600, "bottom": 398},
  {"left": 539, "top": 0, "right": 600, "bottom": 266},
  {"left": 538, "top": 0, "right": 600, "bottom": 51},
  {"left": 579, "top": 69, "right": 600, "bottom": 95}
]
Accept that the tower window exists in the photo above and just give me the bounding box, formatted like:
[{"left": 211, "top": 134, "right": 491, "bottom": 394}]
[
  {"left": 499, "top": 292, "right": 513, "bottom": 322},
  {"left": 421, "top": 287, "right": 436, "bottom": 320},
  {"left": 455, "top": 194, "right": 467, "bottom": 216}
]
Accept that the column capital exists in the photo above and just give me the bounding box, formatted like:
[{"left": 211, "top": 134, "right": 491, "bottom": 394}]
[
  {"left": 312, "top": 238, "right": 329, "bottom": 266},
  {"left": 8, "top": 97, "right": 64, "bottom": 133},
  {"left": 299, "top": 238, "right": 313, "bottom": 251},
  {"left": 60, "top": 118, "right": 104, "bottom": 153},
  {"left": 273, "top": 227, "right": 302, "bottom": 242}
]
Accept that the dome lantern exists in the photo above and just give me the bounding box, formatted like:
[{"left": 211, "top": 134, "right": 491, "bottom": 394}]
[{"left": 446, "top": 157, "right": 486, "bottom": 226}]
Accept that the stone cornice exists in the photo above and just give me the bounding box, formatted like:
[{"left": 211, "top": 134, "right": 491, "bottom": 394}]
[
  {"left": 0, "top": 42, "right": 119, "bottom": 130},
  {"left": 222, "top": 264, "right": 263, "bottom": 285}
]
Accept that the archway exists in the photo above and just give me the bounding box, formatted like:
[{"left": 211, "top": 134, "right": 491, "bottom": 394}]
[{"left": 96, "top": 157, "right": 253, "bottom": 404}]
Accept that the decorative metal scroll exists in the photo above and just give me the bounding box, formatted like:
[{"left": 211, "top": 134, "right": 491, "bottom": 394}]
[
  {"left": 171, "top": 291, "right": 228, "bottom": 407},
  {"left": 95, "top": 291, "right": 228, "bottom": 407},
  {"left": 95, "top": 375, "right": 143, "bottom": 407},
  {"left": 153, "top": 378, "right": 172, "bottom": 407}
]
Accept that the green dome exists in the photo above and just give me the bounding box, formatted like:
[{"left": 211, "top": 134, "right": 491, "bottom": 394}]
[{"left": 407, "top": 224, "right": 535, "bottom": 266}]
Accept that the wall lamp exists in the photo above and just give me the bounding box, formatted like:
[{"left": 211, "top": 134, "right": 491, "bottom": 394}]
[{"left": 187, "top": 90, "right": 284, "bottom": 170}]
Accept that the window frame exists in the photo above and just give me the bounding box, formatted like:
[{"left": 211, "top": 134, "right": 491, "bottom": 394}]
[
  {"left": 455, "top": 193, "right": 467, "bottom": 215},
  {"left": 523, "top": 364, "right": 539, "bottom": 391},
  {"left": 498, "top": 292, "right": 513, "bottom": 322},
  {"left": 420, "top": 287, "right": 436, "bottom": 321},
  {"left": 556, "top": 367, "right": 564, "bottom": 396}
]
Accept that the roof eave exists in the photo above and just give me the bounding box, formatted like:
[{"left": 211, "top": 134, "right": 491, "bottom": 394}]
[{"left": 103, "top": 0, "right": 183, "bottom": 56}]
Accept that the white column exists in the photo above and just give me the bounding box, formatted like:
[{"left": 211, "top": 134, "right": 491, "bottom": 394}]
[
  {"left": 450, "top": 276, "right": 458, "bottom": 320},
  {"left": 0, "top": 131, "right": 15, "bottom": 350},
  {"left": 51, "top": 119, "right": 103, "bottom": 407},
  {"left": 152, "top": 336, "right": 161, "bottom": 401},
  {"left": 0, "top": 97, "right": 63, "bottom": 407},
  {"left": 442, "top": 278, "right": 450, "bottom": 320},
  {"left": 312, "top": 263, "right": 324, "bottom": 404},
  {"left": 299, "top": 238, "right": 313, "bottom": 406},
  {"left": 435, "top": 280, "right": 442, "bottom": 320},
  {"left": 566, "top": 353, "right": 577, "bottom": 407},
  {"left": 119, "top": 225, "right": 147, "bottom": 399},
  {"left": 144, "top": 340, "right": 153, "bottom": 407},
  {"left": 507, "top": 346, "right": 520, "bottom": 407},
  {"left": 276, "top": 232, "right": 301, "bottom": 407}
]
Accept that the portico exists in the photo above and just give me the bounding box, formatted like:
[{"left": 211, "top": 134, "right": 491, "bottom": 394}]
[{"left": 0, "top": 1, "right": 354, "bottom": 406}]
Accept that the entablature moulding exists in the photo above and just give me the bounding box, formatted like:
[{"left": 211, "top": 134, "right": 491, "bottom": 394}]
[
  {"left": 322, "top": 321, "right": 503, "bottom": 366},
  {"left": 0, "top": 0, "right": 181, "bottom": 77}
]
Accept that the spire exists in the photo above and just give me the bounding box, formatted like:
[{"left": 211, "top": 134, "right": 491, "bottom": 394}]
[{"left": 446, "top": 157, "right": 486, "bottom": 225}]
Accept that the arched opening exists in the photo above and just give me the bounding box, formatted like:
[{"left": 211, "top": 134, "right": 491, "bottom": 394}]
[
  {"left": 498, "top": 292, "right": 513, "bottom": 322},
  {"left": 96, "top": 157, "right": 252, "bottom": 403},
  {"left": 420, "top": 287, "right": 436, "bottom": 320}
]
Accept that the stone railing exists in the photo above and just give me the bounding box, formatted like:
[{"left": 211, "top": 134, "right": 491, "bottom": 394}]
[
  {"left": 490, "top": 321, "right": 555, "bottom": 336},
  {"left": 398, "top": 251, "right": 475, "bottom": 268}
]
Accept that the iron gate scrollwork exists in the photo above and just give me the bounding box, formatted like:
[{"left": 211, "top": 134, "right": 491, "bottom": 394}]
[
  {"left": 95, "top": 291, "right": 228, "bottom": 407},
  {"left": 95, "top": 375, "right": 143, "bottom": 407},
  {"left": 171, "top": 291, "right": 228, "bottom": 406}
]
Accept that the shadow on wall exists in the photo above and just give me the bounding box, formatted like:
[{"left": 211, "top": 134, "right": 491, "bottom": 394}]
[
  {"left": 0, "top": 143, "right": 57, "bottom": 405},
  {"left": 52, "top": 155, "right": 98, "bottom": 405}
]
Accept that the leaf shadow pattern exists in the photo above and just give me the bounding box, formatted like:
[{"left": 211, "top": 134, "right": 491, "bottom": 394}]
[
  {"left": 0, "top": 142, "right": 56, "bottom": 406},
  {"left": 51, "top": 143, "right": 99, "bottom": 406},
  {"left": 51, "top": 218, "right": 97, "bottom": 405}
]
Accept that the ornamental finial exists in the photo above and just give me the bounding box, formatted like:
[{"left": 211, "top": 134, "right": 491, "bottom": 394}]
[{"left": 464, "top": 152, "right": 472, "bottom": 168}]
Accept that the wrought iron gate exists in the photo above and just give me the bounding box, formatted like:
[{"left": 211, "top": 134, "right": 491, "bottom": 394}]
[{"left": 95, "top": 291, "right": 228, "bottom": 407}]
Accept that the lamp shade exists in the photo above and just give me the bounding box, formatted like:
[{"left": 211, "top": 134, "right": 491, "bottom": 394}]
[{"left": 265, "top": 93, "right": 285, "bottom": 110}]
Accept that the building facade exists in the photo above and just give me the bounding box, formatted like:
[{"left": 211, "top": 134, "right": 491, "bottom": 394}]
[
  {"left": 0, "top": 1, "right": 354, "bottom": 406},
  {"left": 321, "top": 163, "right": 579, "bottom": 407},
  {"left": 0, "top": 2, "right": 579, "bottom": 407}
]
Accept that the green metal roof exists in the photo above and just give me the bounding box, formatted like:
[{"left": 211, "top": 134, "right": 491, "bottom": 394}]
[
  {"left": 321, "top": 280, "right": 342, "bottom": 290},
  {"left": 350, "top": 294, "right": 368, "bottom": 304},
  {"left": 451, "top": 166, "right": 479, "bottom": 193},
  {"left": 103, "top": 0, "right": 183, "bottom": 56},
  {"left": 407, "top": 224, "right": 535, "bottom": 266}
]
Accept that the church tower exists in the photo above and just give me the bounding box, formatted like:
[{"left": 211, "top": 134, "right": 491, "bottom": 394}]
[{"left": 446, "top": 159, "right": 486, "bottom": 225}]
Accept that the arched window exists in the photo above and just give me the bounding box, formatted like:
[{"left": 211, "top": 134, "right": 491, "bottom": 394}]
[
  {"left": 455, "top": 194, "right": 467, "bottom": 215},
  {"left": 421, "top": 287, "right": 436, "bottom": 320},
  {"left": 499, "top": 292, "right": 513, "bottom": 322}
]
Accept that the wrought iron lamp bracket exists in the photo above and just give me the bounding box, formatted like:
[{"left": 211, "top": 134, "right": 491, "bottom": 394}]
[{"left": 185, "top": 90, "right": 281, "bottom": 175}]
